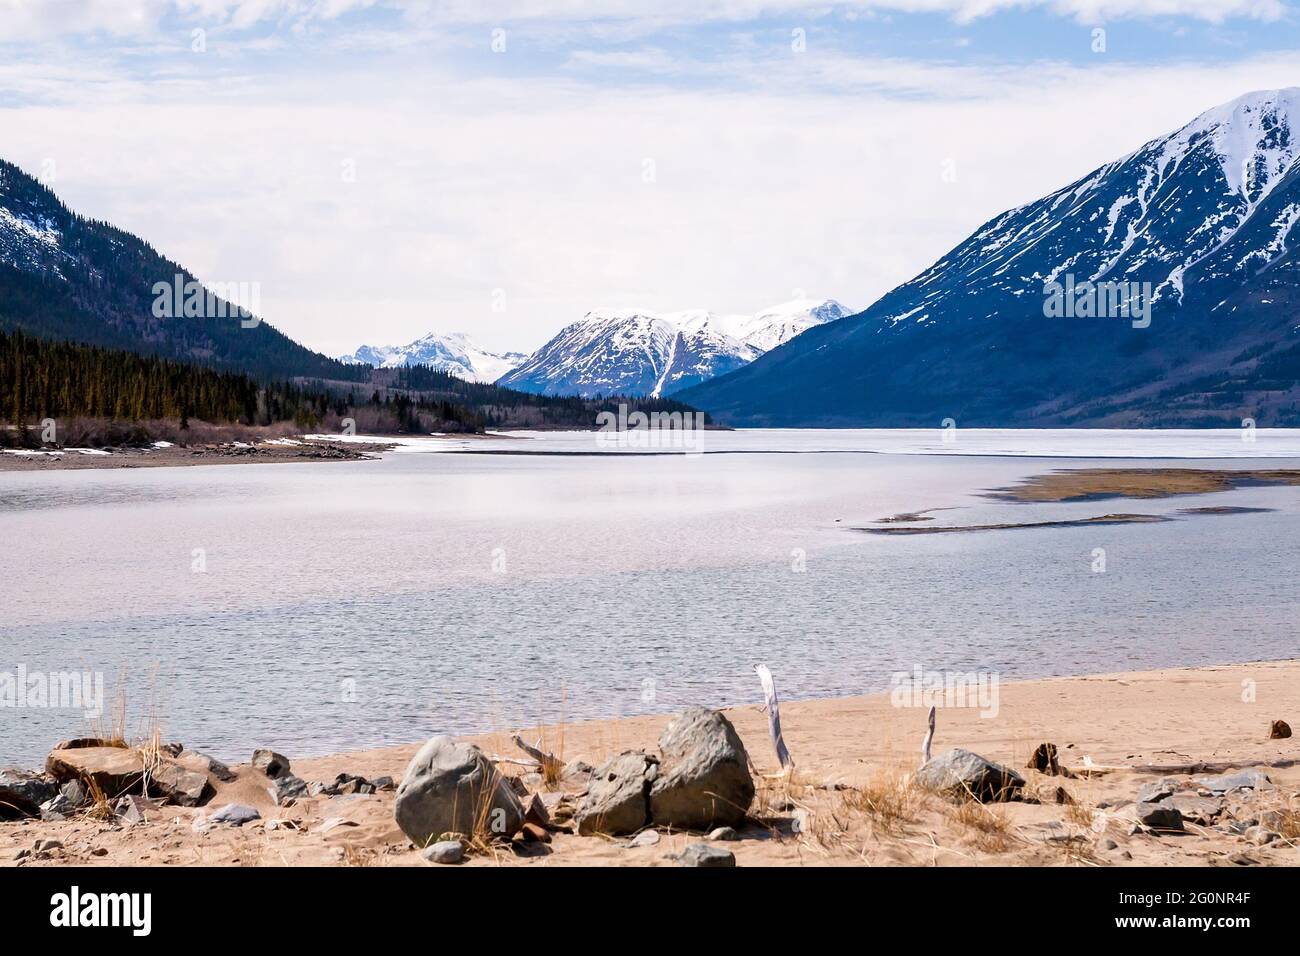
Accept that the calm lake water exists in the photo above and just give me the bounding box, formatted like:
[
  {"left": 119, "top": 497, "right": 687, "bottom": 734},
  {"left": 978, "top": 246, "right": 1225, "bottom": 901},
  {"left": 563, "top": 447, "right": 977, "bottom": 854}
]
[{"left": 3, "top": 428, "right": 1300, "bottom": 765}]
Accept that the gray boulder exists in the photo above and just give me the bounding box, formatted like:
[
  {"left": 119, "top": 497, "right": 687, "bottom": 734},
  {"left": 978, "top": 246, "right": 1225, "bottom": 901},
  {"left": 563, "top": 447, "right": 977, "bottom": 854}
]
[
  {"left": 649, "top": 708, "right": 754, "bottom": 829},
  {"left": 269, "top": 774, "right": 309, "bottom": 806},
  {"left": 208, "top": 803, "right": 261, "bottom": 826},
  {"left": 421, "top": 840, "right": 465, "bottom": 864},
  {"left": 1193, "top": 769, "right": 1272, "bottom": 793},
  {"left": 252, "top": 749, "right": 292, "bottom": 779},
  {"left": 0, "top": 769, "right": 58, "bottom": 818},
  {"left": 1136, "top": 799, "right": 1184, "bottom": 831},
  {"left": 676, "top": 843, "right": 736, "bottom": 867},
  {"left": 394, "top": 736, "right": 523, "bottom": 847},
  {"left": 575, "top": 751, "right": 659, "bottom": 835},
  {"left": 915, "top": 748, "right": 1025, "bottom": 802},
  {"left": 177, "top": 750, "right": 237, "bottom": 783},
  {"left": 1135, "top": 777, "right": 1182, "bottom": 804},
  {"left": 150, "top": 761, "right": 213, "bottom": 807}
]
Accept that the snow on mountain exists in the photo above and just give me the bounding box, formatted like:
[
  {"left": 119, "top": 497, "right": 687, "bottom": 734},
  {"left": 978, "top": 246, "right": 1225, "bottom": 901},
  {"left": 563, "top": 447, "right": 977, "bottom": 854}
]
[
  {"left": 497, "top": 299, "right": 848, "bottom": 397},
  {"left": 338, "top": 331, "right": 528, "bottom": 383},
  {"left": 682, "top": 88, "right": 1300, "bottom": 427}
]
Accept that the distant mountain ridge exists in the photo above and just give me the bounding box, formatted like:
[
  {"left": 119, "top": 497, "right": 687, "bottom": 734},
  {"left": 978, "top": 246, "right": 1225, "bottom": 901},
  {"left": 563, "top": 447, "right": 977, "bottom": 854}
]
[
  {"left": 0, "top": 159, "right": 361, "bottom": 382},
  {"left": 338, "top": 331, "right": 527, "bottom": 383},
  {"left": 682, "top": 89, "right": 1300, "bottom": 427},
  {"left": 498, "top": 298, "right": 850, "bottom": 397}
]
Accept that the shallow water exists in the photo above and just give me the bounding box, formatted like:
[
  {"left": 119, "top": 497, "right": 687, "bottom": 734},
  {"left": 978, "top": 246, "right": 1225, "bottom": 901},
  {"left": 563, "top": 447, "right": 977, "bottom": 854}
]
[{"left": 2, "top": 429, "right": 1299, "bottom": 764}]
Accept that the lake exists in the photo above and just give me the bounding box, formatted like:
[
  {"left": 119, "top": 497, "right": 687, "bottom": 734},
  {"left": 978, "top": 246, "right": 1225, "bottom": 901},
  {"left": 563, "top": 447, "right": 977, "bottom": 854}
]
[{"left": 3, "top": 428, "right": 1299, "bottom": 765}]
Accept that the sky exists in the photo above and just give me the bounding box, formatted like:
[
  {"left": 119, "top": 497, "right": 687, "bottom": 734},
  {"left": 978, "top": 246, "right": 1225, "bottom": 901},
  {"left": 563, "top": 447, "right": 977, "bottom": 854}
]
[{"left": 2, "top": 1, "right": 1299, "bottom": 357}]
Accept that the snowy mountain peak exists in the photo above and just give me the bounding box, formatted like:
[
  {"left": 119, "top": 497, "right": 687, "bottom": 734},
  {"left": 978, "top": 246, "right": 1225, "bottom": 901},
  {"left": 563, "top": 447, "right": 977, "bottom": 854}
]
[
  {"left": 338, "top": 331, "right": 527, "bottom": 383},
  {"left": 497, "top": 298, "right": 848, "bottom": 398},
  {"left": 1168, "top": 87, "right": 1300, "bottom": 204}
]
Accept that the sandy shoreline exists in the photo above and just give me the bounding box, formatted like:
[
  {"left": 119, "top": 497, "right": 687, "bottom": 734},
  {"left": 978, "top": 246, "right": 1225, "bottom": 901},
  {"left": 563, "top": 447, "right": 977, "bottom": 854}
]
[{"left": 5, "top": 659, "right": 1297, "bottom": 867}]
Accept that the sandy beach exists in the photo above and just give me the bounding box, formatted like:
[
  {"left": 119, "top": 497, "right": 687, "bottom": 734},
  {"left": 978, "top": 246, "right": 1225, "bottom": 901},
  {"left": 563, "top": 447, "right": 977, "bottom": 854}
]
[{"left": 5, "top": 659, "right": 1297, "bottom": 868}]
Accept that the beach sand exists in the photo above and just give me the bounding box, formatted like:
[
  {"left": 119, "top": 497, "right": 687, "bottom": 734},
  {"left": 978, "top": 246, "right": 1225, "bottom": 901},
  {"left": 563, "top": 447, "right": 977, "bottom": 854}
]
[{"left": 4, "top": 659, "right": 1297, "bottom": 867}]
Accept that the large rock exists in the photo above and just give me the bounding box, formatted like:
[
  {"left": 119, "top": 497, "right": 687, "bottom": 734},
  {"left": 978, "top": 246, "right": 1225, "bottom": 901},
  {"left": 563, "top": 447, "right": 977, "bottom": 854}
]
[
  {"left": 676, "top": 843, "right": 736, "bottom": 867},
  {"left": 1136, "top": 799, "right": 1184, "bottom": 832},
  {"left": 394, "top": 736, "right": 523, "bottom": 847},
  {"left": 45, "top": 746, "right": 144, "bottom": 797},
  {"left": 0, "top": 769, "right": 58, "bottom": 818},
  {"left": 1193, "top": 769, "right": 1272, "bottom": 793},
  {"left": 916, "top": 748, "right": 1025, "bottom": 802},
  {"left": 575, "top": 751, "right": 659, "bottom": 835},
  {"left": 650, "top": 708, "right": 754, "bottom": 830},
  {"left": 251, "top": 749, "right": 292, "bottom": 779},
  {"left": 149, "top": 762, "right": 212, "bottom": 807},
  {"left": 177, "top": 750, "right": 237, "bottom": 783}
]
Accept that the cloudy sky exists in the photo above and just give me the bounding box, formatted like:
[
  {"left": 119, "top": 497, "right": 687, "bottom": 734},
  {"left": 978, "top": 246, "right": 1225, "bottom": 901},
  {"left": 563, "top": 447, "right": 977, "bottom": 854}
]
[{"left": 2, "top": 1, "right": 1299, "bottom": 356}]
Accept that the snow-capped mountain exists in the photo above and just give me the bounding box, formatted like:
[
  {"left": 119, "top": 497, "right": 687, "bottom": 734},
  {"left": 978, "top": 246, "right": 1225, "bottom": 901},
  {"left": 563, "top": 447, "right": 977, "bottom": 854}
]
[
  {"left": 338, "top": 332, "right": 528, "bottom": 383},
  {"left": 683, "top": 89, "right": 1300, "bottom": 427},
  {"left": 1, "top": 159, "right": 350, "bottom": 380},
  {"left": 497, "top": 299, "right": 849, "bottom": 397}
]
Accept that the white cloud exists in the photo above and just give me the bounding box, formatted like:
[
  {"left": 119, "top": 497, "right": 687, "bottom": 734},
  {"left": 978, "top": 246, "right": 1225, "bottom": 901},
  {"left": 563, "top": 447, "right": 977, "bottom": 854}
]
[
  {"left": 0, "top": 0, "right": 1288, "bottom": 42},
  {"left": 2, "top": 4, "right": 1298, "bottom": 357}
]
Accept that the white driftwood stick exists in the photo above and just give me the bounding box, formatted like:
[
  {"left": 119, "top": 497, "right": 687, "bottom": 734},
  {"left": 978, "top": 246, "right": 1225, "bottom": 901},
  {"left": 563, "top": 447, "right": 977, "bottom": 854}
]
[
  {"left": 511, "top": 735, "right": 564, "bottom": 776},
  {"left": 921, "top": 705, "right": 936, "bottom": 766},
  {"left": 754, "top": 663, "right": 794, "bottom": 770}
]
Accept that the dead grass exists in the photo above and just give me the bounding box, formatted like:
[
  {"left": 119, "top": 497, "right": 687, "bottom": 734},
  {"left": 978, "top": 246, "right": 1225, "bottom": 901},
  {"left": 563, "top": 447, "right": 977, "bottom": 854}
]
[
  {"left": 838, "top": 770, "right": 921, "bottom": 835},
  {"left": 950, "top": 795, "right": 1014, "bottom": 853}
]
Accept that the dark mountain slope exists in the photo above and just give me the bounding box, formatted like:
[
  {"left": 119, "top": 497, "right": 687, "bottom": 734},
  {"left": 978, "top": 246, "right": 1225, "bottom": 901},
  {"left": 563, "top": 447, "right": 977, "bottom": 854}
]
[{"left": 682, "top": 89, "right": 1300, "bottom": 427}]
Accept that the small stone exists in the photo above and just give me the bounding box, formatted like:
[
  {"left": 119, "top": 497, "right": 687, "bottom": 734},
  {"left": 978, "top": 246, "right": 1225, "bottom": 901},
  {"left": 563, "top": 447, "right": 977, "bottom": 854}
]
[
  {"left": 208, "top": 803, "right": 261, "bottom": 826},
  {"left": 708, "top": 826, "right": 738, "bottom": 841},
  {"left": 35, "top": 838, "right": 63, "bottom": 851},
  {"left": 628, "top": 829, "right": 660, "bottom": 847},
  {"left": 268, "top": 774, "right": 309, "bottom": 806},
  {"left": 520, "top": 822, "right": 551, "bottom": 843},
  {"left": 13, "top": 848, "right": 30, "bottom": 860},
  {"left": 1098, "top": 837, "right": 1119, "bottom": 850},
  {"left": 1026, "top": 742, "right": 1061, "bottom": 776},
  {"left": 1135, "top": 777, "right": 1181, "bottom": 804},
  {"left": 369, "top": 776, "right": 395, "bottom": 791},
  {"left": 251, "top": 749, "right": 292, "bottom": 779},
  {"left": 1244, "top": 825, "right": 1278, "bottom": 846},
  {"left": 523, "top": 793, "right": 551, "bottom": 830},
  {"left": 421, "top": 840, "right": 464, "bottom": 864},
  {"left": 60, "top": 779, "right": 89, "bottom": 807},
  {"left": 90, "top": 847, "right": 108, "bottom": 857},
  {"left": 1268, "top": 719, "right": 1292, "bottom": 740},
  {"left": 675, "top": 843, "right": 735, "bottom": 867}
]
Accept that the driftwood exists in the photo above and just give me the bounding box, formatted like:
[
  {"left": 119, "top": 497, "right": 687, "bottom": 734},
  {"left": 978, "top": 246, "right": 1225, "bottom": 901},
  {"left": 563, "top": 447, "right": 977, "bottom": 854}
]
[
  {"left": 511, "top": 735, "right": 565, "bottom": 777},
  {"left": 754, "top": 664, "right": 794, "bottom": 771},
  {"left": 921, "top": 705, "right": 936, "bottom": 766}
]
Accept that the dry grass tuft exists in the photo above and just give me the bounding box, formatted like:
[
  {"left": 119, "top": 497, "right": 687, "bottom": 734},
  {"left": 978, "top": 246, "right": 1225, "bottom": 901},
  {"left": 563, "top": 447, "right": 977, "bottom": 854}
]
[
  {"left": 839, "top": 771, "right": 921, "bottom": 835},
  {"left": 950, "top": 794, "right": 1014, "bottom": 853}
]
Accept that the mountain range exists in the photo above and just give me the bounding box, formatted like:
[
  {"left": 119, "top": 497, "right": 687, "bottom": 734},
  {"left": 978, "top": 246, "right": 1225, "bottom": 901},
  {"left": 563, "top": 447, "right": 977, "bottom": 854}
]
[
  {"left": 682, "top": 88, "right": 1300, "bottom": 427},
  {"left": 496, "top": 299, "right": 850, "bottom": 397},
  {"left": 338, "top": 332, "right": 528, "bottom": 383}
]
